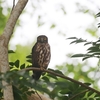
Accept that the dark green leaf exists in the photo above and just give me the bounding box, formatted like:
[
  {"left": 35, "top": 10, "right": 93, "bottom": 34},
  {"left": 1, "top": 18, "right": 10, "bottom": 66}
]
[
  {"left": 91, "top": 52, "right": 100, "bottom": 56},
  {"left": 71, "top": 54, "right": 85, "bottom": 57},
  {"left": 26, "top": 55, "right": 32, "bottom": 58},
  {"left": 41, "top": 76, "right": 50, "bottom": 82},
  {"left": 55, "top": 81, "right": 70, "bottom": 88},
  {"left": 87, "top": 46, "right": 99, "bottom": 51},
  {"left": 8, "top": 50, "right": 15, "bottom": 53},
  {"left": 84, "top": 42, "right": 92, "bottom": 45},
  {"left": 50, "top": 86, "right": 60, "bottom": 99},
  {"left": 60, "top": 89, "right": 70, "bottom": 94},
  {"left": 87, "top": 91, "right": 94, "bottom": 97},
  {"left": 54, "top": 70, "right": 64, "bottom": 75},
  {"left": 47, "top": 73, "right": 58, "bottom": 79},
  {"left": 20, "top": 64, "right": 25, "bottom": 69},
  {"left": 84, "top": 83, "right": 91, "bottom": 86},
  {"left": 70, "top": 38, "right": 86, "bottom": 44},
  {"left": 96, "top": 12, "right": 100, "bottom": 17},
  {"left": 82, "top": 56, "right": 92, "bottom": 61},
  {"left": 9, "top": 62, "right": 14, "bottom": 66},
  {"left": 70, "top": 40, "right": 78, "bottom": 44},
  {"left": 67, "top": 37, "right": 77, "bottom": 39},
  {"left": 26, "top": 60, "right": 32, "bottom": 63},
  {"left": 14, "top": 60, "right": 20, "bottom": 68}
]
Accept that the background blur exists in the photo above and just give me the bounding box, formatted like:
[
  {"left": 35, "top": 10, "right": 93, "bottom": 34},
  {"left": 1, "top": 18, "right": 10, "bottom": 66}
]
[{"left": 1, "top": 0, "right": 100, "bottom": 89}]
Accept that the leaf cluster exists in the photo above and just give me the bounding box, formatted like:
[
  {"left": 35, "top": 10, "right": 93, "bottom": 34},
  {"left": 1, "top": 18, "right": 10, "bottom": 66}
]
[
  {"left": 0, "top": 50, "right": 100, "bottom": 100},
  {"left": 96, "top": 12, "right": 100, "bottom": 28},
  {"left": 67, "top": 37, "right": 100, "bottom": 61}
]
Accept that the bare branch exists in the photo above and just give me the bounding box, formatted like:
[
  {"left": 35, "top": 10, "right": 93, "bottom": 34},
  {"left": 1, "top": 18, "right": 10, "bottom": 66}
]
[{"left": 22, "top": 67, "right": 100, "bottom": 95}]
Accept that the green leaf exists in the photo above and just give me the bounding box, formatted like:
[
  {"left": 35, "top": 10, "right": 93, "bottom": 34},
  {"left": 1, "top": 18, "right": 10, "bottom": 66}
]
[
  {"left": 8, "top": 50, "right": 15, "bottom": 53},
  {"left": 87, "top": 91, "right": 94, "bottom": 97},
  {"left": 55, "top": 81, "right": 70, "bottom": 88},
  {"left": 14, "top": 60, "right": 20, "bottom": 68},
  {"left": 50, "top": 86, "right": 60, "bottom": 99},
  {"left": 41, "top": 76, "right": 50, "bottom": 82},
  {"left": 60, "top": 89, "right": 70, "bottom": 94},
  {"left": 71, "top": 54, "right": 85, "bottom": 57},
  {"left": 84, "top": 83, "right": 91, "bottom": 86},
  {"left": 26, "top": 55, "right": 32, "bottom": 58},
  {"left": 87, "top": 46, "right": 99, "bottom": 51},
  {"left": 82, "top": 56, "right": 92, "bottom": 61},
  {"left": 9, "top": 62, "right": 14, "bottom": 66},
  {"left": 20, "top": 64, "right": 25, "bottom": 69},
  {"left": 70, "top": 38, "right": 86, "bottom": 44},
  {"left": 54, "top": 70, "right": 64, "bottom": 75},
  {"left": 84, "top": 42, "right": 92, "bottom": 45},
  {"left": 67, "top": 37, "right": 77, "bottom": 39},
  {"left": 96, "top": 12, "right": 100, "bottom": 17},
  {"left": 26, "top": 60, "right": 32, "bottom": 63},
  {"left": 13, "top": 86, "right": 23, "bottom": 100},
  {"left": 47, "top": 73, "right": 58, "bottom": 79}
]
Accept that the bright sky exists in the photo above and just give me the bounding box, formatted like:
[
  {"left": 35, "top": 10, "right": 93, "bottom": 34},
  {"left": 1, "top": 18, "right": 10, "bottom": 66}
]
[{"left": 4, "top": 0, "right": 100, "bottom": 68}]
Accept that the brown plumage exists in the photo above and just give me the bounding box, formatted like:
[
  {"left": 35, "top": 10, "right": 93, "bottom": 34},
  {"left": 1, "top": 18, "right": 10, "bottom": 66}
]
[{"left": 32, "top": 35, "right": 51, "bottom": 80}]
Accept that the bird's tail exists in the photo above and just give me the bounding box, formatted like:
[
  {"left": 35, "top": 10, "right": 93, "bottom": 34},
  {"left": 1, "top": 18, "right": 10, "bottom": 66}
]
[{"left": 32, "top": 72, "right": 42, "bottom": 80}]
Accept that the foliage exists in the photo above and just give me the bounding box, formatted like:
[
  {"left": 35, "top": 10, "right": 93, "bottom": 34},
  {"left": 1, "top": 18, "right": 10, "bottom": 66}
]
[
  {"left": 67, "top": 37, "right": 100, "bottom": 61},
  {"left": 9, "top": 45, "right": 32, "bottom": 65},
  {"left": 0, "top": 5, "right": 8, "bottom": 34},
  {"left": 0, "top": 50, "right": 100, "bottom": 100},
  {"left": 96, "top": 12, "right": 100, "bottom": 28}
]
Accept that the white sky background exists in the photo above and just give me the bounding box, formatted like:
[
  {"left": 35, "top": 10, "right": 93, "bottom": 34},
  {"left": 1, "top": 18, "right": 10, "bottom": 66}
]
[{"left": 3, "top": 0, "right": 100, "bottom": 68}]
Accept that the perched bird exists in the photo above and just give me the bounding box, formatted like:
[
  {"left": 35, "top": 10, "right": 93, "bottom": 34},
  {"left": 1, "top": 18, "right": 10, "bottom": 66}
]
[{"left": 32, "top": 35, "right": 51, "bottom": 80}]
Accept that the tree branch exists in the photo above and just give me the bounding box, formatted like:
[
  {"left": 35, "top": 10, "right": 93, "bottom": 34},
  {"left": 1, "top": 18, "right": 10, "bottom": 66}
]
[
  {"left": 2, "top": 0, "right": 28, "bottom": 45},
  {"left": 0, "top": 0, "right": 28, "bottom": 100},
  {"left": 22, "top": 67, "right": 100, "bottom": 95}
]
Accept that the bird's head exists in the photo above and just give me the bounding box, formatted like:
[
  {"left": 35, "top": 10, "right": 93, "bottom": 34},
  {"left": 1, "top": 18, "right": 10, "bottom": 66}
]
[{"left": 37, "top": 35, "right": 48, "bottom": 43}]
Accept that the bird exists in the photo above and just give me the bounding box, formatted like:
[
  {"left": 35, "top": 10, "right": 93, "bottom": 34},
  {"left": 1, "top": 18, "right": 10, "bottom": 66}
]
[{"left": 32, "top": 35, "right": 51, "bottom": 80}]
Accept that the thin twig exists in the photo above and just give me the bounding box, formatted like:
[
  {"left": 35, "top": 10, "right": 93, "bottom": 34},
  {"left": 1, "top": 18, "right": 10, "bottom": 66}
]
[
  {"left": 34, "top": 81, "right": 42, "bottom": 100},
  {"left": 11, "top": 0, "right": 15, "bottom": 14},
  {"left": 12, "top": 0, "right": 15, "bottom": 10},
  {"left": 21, "top": 67, "right": 100, "bottom": 95}
]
